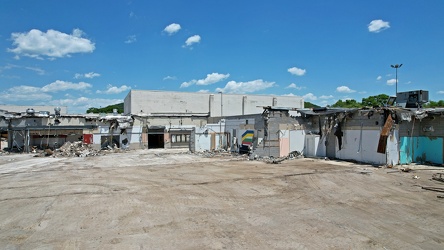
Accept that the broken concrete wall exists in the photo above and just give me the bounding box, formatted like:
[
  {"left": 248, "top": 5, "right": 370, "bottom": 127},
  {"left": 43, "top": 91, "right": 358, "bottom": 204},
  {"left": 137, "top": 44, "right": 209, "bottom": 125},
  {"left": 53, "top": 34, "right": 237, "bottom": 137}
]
[
  {"left": 192, "top": 127, "right": 212, "bottom": 152},
  {"left": 252, "top": 109, "right": 302, "bottom": 158}
]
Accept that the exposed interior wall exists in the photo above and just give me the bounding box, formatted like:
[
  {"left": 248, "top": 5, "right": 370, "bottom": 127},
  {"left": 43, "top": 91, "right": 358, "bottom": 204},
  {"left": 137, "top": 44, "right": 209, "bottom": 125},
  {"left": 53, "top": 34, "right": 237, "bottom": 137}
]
[
  {"left": 398, "top": 114, "right": 444, "bottom": 165},
  {"left": 335, "top": 129, "right": 387, "bottom": 165}
]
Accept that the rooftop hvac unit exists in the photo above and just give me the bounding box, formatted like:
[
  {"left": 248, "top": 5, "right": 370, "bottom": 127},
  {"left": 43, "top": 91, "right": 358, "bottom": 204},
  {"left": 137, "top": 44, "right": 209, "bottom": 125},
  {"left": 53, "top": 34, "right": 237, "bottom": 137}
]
[
  {"left": 396, "top": 90, "right": 429, "bottom": 108},
  {"left": 26, "top": 108, "right": 35, "bottom": 115}
]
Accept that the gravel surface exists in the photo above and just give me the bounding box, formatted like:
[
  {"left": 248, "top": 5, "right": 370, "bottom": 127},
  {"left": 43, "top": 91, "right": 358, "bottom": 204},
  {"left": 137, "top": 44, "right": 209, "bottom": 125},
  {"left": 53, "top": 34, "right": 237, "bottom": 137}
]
[{"left": 1, "top": 149, "right": 443, "bottom": 249}]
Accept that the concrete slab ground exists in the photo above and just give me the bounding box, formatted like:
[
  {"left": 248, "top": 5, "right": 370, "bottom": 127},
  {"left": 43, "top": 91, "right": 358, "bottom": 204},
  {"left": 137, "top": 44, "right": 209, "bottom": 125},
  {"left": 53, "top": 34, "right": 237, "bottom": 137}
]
[{"left": 0, "top": 149, "right": 443, "bottom": 249}]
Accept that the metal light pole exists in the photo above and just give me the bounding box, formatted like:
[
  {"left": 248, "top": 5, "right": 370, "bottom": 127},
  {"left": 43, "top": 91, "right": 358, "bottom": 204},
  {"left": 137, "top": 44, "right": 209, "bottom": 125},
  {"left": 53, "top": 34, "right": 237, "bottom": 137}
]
[{"left": 391, "top": 64, "right": 403, "bottom": 97}]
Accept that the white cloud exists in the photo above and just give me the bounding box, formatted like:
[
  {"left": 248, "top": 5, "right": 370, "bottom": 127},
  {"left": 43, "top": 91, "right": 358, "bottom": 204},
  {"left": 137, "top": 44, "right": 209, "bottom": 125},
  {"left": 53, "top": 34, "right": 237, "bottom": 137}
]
[
  {"left": 164, "top": 23, "right": 181, "bottom": 35},
  {"left": 215, "top": 79, "right": 275, "bottom": 94},
  {"left": 0, "top": 64, "right": 45, "bottom": 75},
  {"left": 303, "top": 93, "right": 317, "bottom": 101},
  {"left": 288, "top": 67, "right": 306, "bottom": 76},
  {"left": 1, "top": 85, "right": 52, "bottom": 102},
  {"left": 181, "top": 73, "right": 229, "bottom": 88},
  {"left": 183, "top": 35, "right": 201, "bottom": 47},
  {"left": 163, "top": 76, "right": 177, "bottom": 81},
  {"left": 41, "top": 80, "right": 92, "bottom": 92},
  {"left": 125, "top": 35, "right": 137, "bottom": 44},
  {"left": 376, "top": 75, "right": 382, "bottom": 81},
  {"left": 438, "top": 91, "right": 444, "bottom": 94},
  {"left": 180, "top": 80, "right": 196, "bottom": 88},
  {"left": 8, "top": 29, "right": 95, "bottom": 59},
  {"left": 336, "top": 86, "right": 356, "bottom": 93},
  {"left": 286, "top": 83, "right": 305, "bottom": 90},
  {"left": 386, "top": 79, "right": 397, "bottom": 85},
  {"left": 75, "top": 72, "right": 100, "bottom": 79},
  {"left": 197, "top": 73, "right": 230, "bottom": 85},
  {"left": 282, "top": 93, "right": 295, "bottom": 96},
  {"left": 368, "top": 19, "right": 390, "bottom": 33},
  {"left": 25, "top": 67, "right": 45, "bottom": 75},
  {"left": 48, "top": 97, "right": 123, "bottom": 114},
  {"left": 197, "top": 90, "right": 210, "bottom": 93},
  {"left": 319, "top": 95, "right": 334, "bottom": 100},
  {"left": 96, "top": 84, "right": 131, "bottom": 94}
]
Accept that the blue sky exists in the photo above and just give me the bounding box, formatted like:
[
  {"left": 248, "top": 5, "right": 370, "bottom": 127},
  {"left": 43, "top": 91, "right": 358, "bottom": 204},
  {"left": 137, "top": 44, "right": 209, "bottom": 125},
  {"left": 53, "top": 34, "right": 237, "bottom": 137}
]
[{"left": 1, "top": 0, "right": 443, "bottom": 113}]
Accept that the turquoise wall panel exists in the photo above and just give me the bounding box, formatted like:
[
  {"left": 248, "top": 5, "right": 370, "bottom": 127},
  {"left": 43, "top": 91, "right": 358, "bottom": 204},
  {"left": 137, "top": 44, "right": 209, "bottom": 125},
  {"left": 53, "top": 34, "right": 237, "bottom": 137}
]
[
  {"left": 400, "top": 137, "right": 443, "bottom": 165},
  {"left": 399, "top": 137, "right": 412, "bottom": 164}
]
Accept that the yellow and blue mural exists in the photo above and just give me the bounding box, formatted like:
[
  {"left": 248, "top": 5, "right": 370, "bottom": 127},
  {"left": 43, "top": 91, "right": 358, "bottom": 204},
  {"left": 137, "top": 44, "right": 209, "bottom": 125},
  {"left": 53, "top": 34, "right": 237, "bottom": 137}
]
[{"left": 241, "top": 130, "right": 254, "bottom": 146}]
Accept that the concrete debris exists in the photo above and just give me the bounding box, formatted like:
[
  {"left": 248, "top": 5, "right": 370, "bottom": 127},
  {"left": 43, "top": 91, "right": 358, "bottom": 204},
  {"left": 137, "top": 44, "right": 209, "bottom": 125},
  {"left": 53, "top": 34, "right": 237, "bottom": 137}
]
[
  {"left": 32, "top": 141, "right": 119, "bottom": 157},
  {"left": 193, "top": 149, "right": 249, "bottom": 160}
]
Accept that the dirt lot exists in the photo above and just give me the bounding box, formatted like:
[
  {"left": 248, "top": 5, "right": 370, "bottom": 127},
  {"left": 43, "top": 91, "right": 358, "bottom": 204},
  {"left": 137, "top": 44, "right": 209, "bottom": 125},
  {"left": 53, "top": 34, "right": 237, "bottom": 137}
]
[{"left": 0, "top": 149, "right": 443, "bottom": 249}]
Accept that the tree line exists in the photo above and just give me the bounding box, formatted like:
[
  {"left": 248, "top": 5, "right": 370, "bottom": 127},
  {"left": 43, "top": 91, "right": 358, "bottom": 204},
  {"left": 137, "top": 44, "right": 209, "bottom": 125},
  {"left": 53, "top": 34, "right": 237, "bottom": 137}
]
[{"left": 306, "top": 94, "right": 444, "bottom": 109}]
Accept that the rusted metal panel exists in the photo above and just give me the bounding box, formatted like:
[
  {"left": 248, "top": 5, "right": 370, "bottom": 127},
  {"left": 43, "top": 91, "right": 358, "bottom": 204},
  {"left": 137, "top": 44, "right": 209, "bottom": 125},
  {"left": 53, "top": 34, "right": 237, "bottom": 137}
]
[{"left": 377, "top": 115, "right": 393, "bottom": 154}]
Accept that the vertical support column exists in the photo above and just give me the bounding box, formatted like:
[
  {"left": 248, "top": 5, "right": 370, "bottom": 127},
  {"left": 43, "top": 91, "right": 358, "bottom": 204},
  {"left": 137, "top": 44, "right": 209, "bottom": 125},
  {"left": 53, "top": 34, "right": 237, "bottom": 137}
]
[
  {"left": 242, "top": 95, "right": 247, "bottom": 115},
  {"left": 209, "top": 94, "right": 214, "bottom": 117}
]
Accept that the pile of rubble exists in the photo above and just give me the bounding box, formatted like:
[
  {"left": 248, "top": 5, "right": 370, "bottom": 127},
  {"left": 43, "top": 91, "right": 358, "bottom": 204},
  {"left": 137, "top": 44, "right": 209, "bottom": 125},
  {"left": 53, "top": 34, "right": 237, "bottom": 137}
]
[
  {"left": 56, "top": 141, "right": 102, "bottom": 157},
  {"left": 193, "top": 149, "right": 249, "bottom": 160},
  {"left": 33, "top": 141, "right": 104, "bottom": 157},
  {"left": 259, "top": 151, "right": 304, "bottom": 164}
]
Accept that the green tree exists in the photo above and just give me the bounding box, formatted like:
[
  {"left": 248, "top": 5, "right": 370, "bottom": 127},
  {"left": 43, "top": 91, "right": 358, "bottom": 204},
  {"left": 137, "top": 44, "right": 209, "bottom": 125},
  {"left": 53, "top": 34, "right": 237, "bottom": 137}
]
[
  {"left": 424, "top": 100, "right": 444, "bottom": 108},
  {"left": 86, "top": 103, "right": 124, "bottom": 114},
  {"left": 361, "top": 94, "right": 389, "bottom": 107},
  {"left": 304, "top": 102, "right": 320, "bottom": 108},
  {"left": 331, "top": 99, "right": 362, "bottom": 108}
]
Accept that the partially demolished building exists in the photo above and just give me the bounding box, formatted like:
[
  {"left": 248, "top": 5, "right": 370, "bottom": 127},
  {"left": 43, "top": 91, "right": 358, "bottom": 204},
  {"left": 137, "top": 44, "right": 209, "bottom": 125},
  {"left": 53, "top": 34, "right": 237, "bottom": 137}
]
[
  {"left": 0, "top": 108, "right": 133, "bottom": 152},
  {"left": 2, "top": 89, "right": 443, "bottom": 167},
  {"left": 209, "top": 106, "right": 443, "bottom": 166}
]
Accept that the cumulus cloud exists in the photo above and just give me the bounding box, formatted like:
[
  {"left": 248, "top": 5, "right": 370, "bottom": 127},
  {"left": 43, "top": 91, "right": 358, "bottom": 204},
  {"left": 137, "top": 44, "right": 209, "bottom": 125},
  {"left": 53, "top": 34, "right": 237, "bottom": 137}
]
[
  {"left": 303, "top": 93, "right": 317, "bottom": 101},
  {"left": 197, "top": 90, "right": 210, "bottom": 93},
  {"left": 125, "top": 35, "right": 137, "bottom": 44},
  {"left": 286, "top": 83, "right": 305, "bottom": 90},
  {"left": 387, "top": 79, "right": 397, "bottom": 85},
  {"left": 181, "top": 73, "right": 229, "bottom": 88},
  {"left": 1, "top": 80, "right": 92, "bottom": 103},
  {"left": 215, "top": 79, "right": 275, "bottom": 94},
  {"left": 1, "top": 86, "right": 52, "bottom": 102},
  {"left": 48, "top": 97, "right": 123, "bottom": 114},
  {"left": 336, "top": 86, "right": 356, "bottom": 93},
  {"left": 288, "top": 67, "right": 306, "bottom": 76},
  {"left": 41, "top": 80, "right": 92, "bottom": 92},
  {"left": 75, "top": 72, "right": 101, "bottom": 79},
  {"left": 376, "top": 75, "right": 382, "bottom": 81},
  {"left": 96, "top": 84, "right": 131, "bottom": 94},
  {"left": 164, "top": 23, "right": 181, "bottom": 35},
  {"left": 319, "top": 95, "right": 334, "bottom": 100},
  {"left": 368, "top": 19, "right": 390, "bottom": 33},
  {"left": 183, "top": 35, "right": 201, "bottom": 47},
  {"left": 8, "top": 29, "right": 95, "bottom": 59}
]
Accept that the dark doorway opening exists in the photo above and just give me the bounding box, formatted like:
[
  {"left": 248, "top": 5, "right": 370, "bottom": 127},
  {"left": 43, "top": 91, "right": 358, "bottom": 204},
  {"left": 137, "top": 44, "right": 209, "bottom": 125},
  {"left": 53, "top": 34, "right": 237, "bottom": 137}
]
[{"left": 148, "top": 134, "right": 164, "bottom": 148}]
